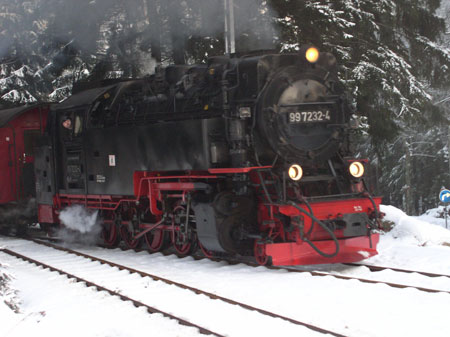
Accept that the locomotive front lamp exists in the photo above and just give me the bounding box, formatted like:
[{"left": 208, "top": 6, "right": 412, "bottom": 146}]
[
  {"left": 288, "top": 164, "right": 303, "bottom": 181},
  {"left": 349, "top": 161, "right": 365, "bottom": 178},
  {"left": 305, "top": 47, "right": 320, "bottom": 63}
]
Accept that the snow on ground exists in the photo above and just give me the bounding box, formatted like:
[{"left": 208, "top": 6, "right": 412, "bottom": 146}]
[
  {"left": 362, "top": 205, "right": 450, "bottom": 274},
  {"left": 0, "top": 263, "right": 22, "bottom": 335},
  {"left": 0, "top": 255, "right": 202, "bottom": 337},
  {"left": 417, "top": 205, "right": 450, "bottom": 230},
  {"left": 1, "top": 204, "right": 450, "bottom": 337}
]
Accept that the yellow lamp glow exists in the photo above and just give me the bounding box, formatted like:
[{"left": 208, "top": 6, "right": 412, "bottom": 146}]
[
  {"left": 349, "top": 162, "right": 365, "bottom": 178},
  {"left": 288, "top": 164, "right": 303, "bottom": 181},
  {"left": 305, "top": 47, "right": 320, "bottom": 63}
]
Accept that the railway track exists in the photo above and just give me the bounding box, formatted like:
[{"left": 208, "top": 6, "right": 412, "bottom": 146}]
[
  {"left": 343, "top": 262, "right": 450, "bottom": 278},
  {"left": 2, "top": 238, "right": 345, "bottom": 337},
  {"left": 28, "top": 236, "right": 450, "bottom": 295},
  {"left": 3, "top": 235, "right": 450, "bottom": 336},
  {"left": 0, "top": 247, "right": 223, "bottom": 337},
  {"left": 280, "top": 266, "right": 450, "bottom": 295}
]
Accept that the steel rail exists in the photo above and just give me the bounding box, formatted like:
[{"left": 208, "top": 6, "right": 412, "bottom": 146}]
[
  {"left": 0, "top": 248, "right": 224, "bottom": 337},
  {"left": 280, "top": 267, "right": 450, "bottom": 295},
  {"left": 343, "top": 263, "right": 450, "bottom": 278},
  {"left": 30, "top": 238, "right": 345, "bottom": 337}
]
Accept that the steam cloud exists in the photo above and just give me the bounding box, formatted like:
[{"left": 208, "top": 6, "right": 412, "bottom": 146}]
[
  {"left": 0, "top": 199, "right": 37, "bottom": 224},
  {"left": 1, "top": 0, "right": 280, "bottom": 105},
  {"left": 59, "top": 205, "right": 98, "bottom": 233},
  {"left": 58, "top": 205, "right": 101, "bottom": 245},
  {"left": 1, "top": 0, "right": 280, "bottom": 72},
  {"left": 231, "top": 0, "right": 280, "bottom": 51},
  {"left": 170, "top": 0, "right": 280, "bottom": 52}
]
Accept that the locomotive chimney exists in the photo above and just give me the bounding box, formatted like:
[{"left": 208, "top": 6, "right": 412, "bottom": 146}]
[{"left": 224, "top": 0, "right": 236, "bottom": 54}]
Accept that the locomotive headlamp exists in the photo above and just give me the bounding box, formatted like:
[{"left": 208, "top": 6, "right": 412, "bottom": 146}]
[
  {"left": 288, "top": 164, "right": 303, "bottom": 181},
  {"left": 349, "top": 161, "right": 365, "bottom": 178},
  {"left": 305, "top": 47, "right": 320, "bottom": 63}
]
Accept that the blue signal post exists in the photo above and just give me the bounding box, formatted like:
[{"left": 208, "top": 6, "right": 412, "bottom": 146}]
[{"left": 439, "top": 188, "right": 450, "bottom": 229}]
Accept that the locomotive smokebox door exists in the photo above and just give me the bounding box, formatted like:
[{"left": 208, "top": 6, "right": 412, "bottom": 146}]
[{"left": 256, "top": 66, "right": 345, "bottom": 163}]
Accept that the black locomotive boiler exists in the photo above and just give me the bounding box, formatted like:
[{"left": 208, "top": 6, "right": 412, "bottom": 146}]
[{"left": 35, "top": 47, "right": 382, "bottom": 265}]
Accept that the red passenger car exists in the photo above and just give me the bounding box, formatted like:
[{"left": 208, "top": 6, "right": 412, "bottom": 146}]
[{"left": 0, "top": 104, "right": 49, "bottom": 231}]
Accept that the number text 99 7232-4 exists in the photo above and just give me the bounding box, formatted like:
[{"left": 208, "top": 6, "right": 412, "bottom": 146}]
[{"left": 288, "top": 110, "right": 331, "bottom": 123}]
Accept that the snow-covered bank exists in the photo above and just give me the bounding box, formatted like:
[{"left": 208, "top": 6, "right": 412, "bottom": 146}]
[
  {"left": 381, "top": 205, "right": 450, "bottom": 246},
  {"left": 360, "top": 205, "right": 450, "bottom": 275},
  {"left": 417, "top": 205, "right": 450, "bottom": 230}
]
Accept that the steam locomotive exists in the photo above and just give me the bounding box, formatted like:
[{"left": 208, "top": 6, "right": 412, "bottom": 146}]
[{"left": 3, "top": 46, "right": 382, "bottom": 265}]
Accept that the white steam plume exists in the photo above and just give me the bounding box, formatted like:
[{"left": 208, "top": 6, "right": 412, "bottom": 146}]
[
  {"left": 59, "top": 205, "right": 99, "bottom": 233},
  {"left": 58, "top": 205, "right": 102, "bottom": 245}
]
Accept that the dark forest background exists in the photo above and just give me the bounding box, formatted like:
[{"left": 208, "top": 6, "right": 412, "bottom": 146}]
[{"left": 1, "top": 0, "right": 450, "bottom": 214}]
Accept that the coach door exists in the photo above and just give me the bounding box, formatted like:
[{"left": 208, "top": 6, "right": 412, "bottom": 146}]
[
  {"left": 21, "top": 129, "right": 41, "bottom": 198},
  {"left": 60, "top": 110, "right": 86, "bottom": 193},
  {"left": 0, "top": 129, "right": 15, "bottom": 203}
]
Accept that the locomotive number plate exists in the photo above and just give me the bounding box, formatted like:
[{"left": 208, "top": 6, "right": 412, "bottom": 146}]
[{"left": 288, "top": 110, "right": 331, "bottom": 123}]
